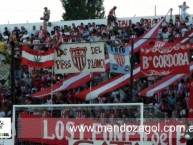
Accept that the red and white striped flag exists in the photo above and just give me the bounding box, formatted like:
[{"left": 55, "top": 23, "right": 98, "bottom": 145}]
[
  {"left": 21, "top": 45, "right": 54, "bottom": 68},
  {"left": 125, "top": 17, "right": 164, "bottom": 53},
  {"left": 75, "top": 66, "right": 141, "bottom": 100},
  {"left": 31, "top": 58, "right": 110, "bottom": 98},
  {"left": 139, "top": 62, "right": 193, "bottom": 97}
]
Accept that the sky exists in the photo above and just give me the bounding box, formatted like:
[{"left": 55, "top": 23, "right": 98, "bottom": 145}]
[{"left": 0, "top": 0, "right": 193, "bottom": 24}]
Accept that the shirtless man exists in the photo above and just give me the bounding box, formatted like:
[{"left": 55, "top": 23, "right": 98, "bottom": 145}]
[
  {"left": 108, "top": 6, "right": 117, "bottom": 23},
  {"left": 40, "top": 7, "right": 50, "bottom": 22}
]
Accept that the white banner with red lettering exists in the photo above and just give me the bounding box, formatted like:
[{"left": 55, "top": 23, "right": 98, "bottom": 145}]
[
  {"left": 54, "top": 42, "right": 105, "bottom": 74},
  {"left": 140, "top": 43, "right": 192, "bottom": 76}
]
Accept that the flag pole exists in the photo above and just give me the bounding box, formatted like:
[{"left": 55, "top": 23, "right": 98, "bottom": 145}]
[
  {"left": 89, "top": 42, "right": 93, "bottom": 104},
  {"left": 130, "top": 38, "right": 134, "bottom": 102},
  {"left": 179, "top": 7, "right": 181, "bottom": 21},
  {"left": 51, "top": 66, "right": 54, "bottom": 103},
  {"left": 50, "top": 41, "right": 57, "bottom": 104},
  {"left": 10, "top": 41, "right": 15, "bottom": 106},
  {"left": 89, "top": 72, "right": 92, "bottom": 104}
]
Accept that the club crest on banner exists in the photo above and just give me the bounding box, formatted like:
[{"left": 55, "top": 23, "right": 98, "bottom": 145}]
[
  {"left": 55, "top": 42, "right": 105, "bottom": 73},
  {"left": 70, "top": 47, "right": 87, "bottom": 71},
  {"left": 107, "top": 45, "right": 130, "bottom": 74},
  {"left": 114, "top": 53, "right": 125, "bottom": 67}
]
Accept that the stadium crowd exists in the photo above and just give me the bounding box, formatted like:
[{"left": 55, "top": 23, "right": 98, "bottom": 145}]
[{"left": 0, "top": 14, "right": 193, "bottom": 124}]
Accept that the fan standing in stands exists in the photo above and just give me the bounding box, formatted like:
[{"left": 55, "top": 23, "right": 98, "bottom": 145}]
[
  {"left": 108, "top": 6, "right": 117, "bottom": 24},
  {"left": 40, "top": 7, "right": 51, "bottom": 31},
  {"left": 40, "top": 7, "right": 50, "bottom": 22},
  {"left": 179, "top": 1, "right": 189, "bottom": 22}
]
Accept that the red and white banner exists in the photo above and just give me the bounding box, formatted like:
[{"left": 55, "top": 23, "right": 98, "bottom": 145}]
[
  {"left": 140, "top": 43, "right": 191, "bottom": 76},
  {"left": 140, "top": 63, "right": 193, "bottom": 97},
  {"left": 21, "top": 46, "right": 54, "bottom": 68},
  {"left": 19, "top": 113, "right": 187, "bottom": 145},
  {"left": 32, "top": 59, "right": 109, "bottom": 98},
  {"left": 140, "top": 74, "right": 187, "bottom": 97},
  {"left": 32, "top": 73, "right": 91, "bottom": 98},
  {"left": 75, "top": 66, "right": 141, "bottom": 100},
  {"left": 124, "top": 18, "right": 164, "bottom": 53},
  {"left": 54, "top": 42, "right": 105, "bottom": 74}
]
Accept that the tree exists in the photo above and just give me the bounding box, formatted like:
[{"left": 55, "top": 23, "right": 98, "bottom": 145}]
[{"left": 60, "top": 0, "right": 105, "bottom": 20}]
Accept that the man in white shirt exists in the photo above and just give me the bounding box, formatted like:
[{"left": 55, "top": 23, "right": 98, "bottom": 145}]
[
  {"left": 21, "top": 30, "right": 30, "bottom": 42},
  {"left": 31, "top": 25, "right": 38, "bottom": 36},
  {"left": 179, "top": 2, "right": 189, "bottom": 22}
]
